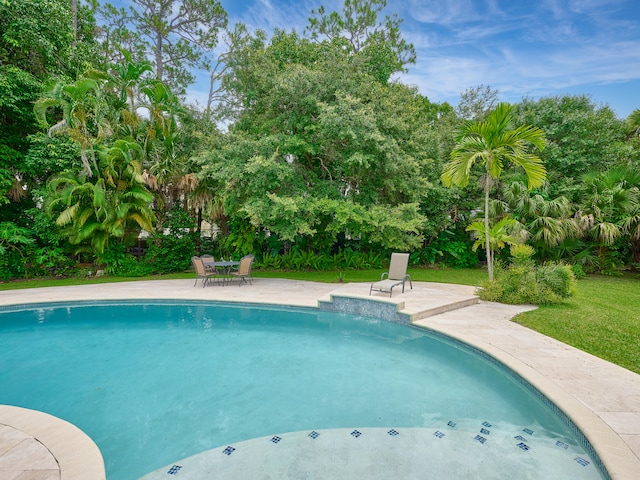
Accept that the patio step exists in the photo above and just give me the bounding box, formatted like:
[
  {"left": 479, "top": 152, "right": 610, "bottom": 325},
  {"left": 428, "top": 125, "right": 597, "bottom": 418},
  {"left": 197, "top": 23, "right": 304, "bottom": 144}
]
[{"left": 408, "top": 296, "right": 480, "bottom": 322}]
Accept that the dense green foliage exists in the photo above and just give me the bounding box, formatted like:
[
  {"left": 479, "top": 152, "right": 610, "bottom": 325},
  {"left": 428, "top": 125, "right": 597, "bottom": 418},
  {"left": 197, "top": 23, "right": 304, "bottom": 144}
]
[
  {"left": 478, "top": 244, "right": 576, "bottom": 304},
  {"left": 202, "top": 29, "right": 433, "bottom": 254},
  {"left": 0, "top": 0, "right": 639, "bottom": 293}
]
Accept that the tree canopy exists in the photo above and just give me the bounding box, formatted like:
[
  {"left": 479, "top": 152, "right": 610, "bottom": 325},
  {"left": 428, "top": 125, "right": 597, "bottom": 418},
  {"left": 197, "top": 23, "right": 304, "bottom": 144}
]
[{"left": 0, "top": 0, "right": 639, "bottom": 280}]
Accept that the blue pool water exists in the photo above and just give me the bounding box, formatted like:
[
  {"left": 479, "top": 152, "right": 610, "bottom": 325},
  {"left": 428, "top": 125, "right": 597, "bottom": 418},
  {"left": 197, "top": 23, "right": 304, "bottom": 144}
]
[{"left": 0, "top": 301, "right": 606, "bottom": 479}]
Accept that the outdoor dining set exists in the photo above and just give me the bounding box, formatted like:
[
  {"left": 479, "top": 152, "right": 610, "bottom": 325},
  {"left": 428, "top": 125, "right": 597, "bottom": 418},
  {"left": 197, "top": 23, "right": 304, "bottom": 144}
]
[
  {"left": 191, "top": 251, "right": 411, "bottom": 296},
  {"left": 191, "top": 254, "right": 255, "bottom": 287}
]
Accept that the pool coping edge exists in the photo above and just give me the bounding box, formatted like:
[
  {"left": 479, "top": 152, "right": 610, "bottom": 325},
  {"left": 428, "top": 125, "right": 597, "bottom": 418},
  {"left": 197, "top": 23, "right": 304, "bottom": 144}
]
[{"left": 0, "top": 404, "right": 106, "bottom": 480}]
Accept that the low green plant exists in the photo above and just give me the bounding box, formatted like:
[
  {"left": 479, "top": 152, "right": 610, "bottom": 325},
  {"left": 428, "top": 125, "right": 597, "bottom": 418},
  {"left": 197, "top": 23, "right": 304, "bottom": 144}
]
[
  {"left": 99, "top": 241, "right": 129, "bottom": 275},
  {"left": 145, "top": 205, "right": 197, "bottom": 273},
  {"left": 478, "top": 244, "right": 576, "bottom": 305},
  {"left": 28, "top": 246, "right": 76, "bottom": 277},
  {"left": 146, "top": 234, "right": 196, "bottom": 273},
  {"left": 426, "top": 229, "right": 479, "bottom": 268},
  {"left": 255, "top": 248, "right": 383, "bottom": 271},
  {"left": 0, "top": 222, "right": 34, "bottom": 279},
  {"left": 442, "top": 240, "right": 479, "bottom": 268},
  {"left": 571, "top": 263, "right": 587, "bottom": 279},
  {"left": 535, "top": 263, "right": 576, "bottom": 298}
]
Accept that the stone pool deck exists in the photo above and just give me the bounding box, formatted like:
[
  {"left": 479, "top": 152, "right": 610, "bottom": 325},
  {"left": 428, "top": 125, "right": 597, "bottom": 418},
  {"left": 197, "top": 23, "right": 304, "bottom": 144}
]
[{"left": 0, "top": 278, "right": 638, "bottom": 479}]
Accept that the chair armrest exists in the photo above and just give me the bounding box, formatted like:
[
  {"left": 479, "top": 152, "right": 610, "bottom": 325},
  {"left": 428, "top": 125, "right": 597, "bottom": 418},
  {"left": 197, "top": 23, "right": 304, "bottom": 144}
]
[{"left": 380, "top": 272, "right": 389, "bottom": 280}]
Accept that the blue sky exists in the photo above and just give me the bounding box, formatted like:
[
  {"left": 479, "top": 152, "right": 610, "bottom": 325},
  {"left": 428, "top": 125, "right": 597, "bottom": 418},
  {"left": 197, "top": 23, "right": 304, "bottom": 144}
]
[{"left": 119, "top": 0, "right": 640, "bottom": 118}]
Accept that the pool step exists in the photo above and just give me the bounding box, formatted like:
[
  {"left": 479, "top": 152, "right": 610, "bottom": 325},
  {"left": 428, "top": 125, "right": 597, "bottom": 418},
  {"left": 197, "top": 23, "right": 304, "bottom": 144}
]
[{"left": 318, "top": 283, "right": 479, "bottom": 325}]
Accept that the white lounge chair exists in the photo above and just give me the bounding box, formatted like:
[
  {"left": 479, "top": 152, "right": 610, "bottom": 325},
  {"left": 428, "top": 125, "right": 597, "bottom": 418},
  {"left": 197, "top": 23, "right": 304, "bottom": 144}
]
[{"left": 370, "top": 253, "right": 412, "bottom": 297}]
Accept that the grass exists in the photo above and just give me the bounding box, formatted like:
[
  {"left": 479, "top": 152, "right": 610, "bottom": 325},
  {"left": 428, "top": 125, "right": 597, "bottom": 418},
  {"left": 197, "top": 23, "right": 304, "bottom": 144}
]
[
  {"left": 255, "top": 267, "right": 487, "bottom": 286},
  {"left": 1, "top": 267, "right": 637, "bottom": 374},
  {"left": 0, "top": 272, "right": 192, "bottom": 290},
  {"left": 513, "top": 275, "right": 640, "bottom": 375},
  {"left": 0, "top": 267, "right": 486, "bottom": 290}
]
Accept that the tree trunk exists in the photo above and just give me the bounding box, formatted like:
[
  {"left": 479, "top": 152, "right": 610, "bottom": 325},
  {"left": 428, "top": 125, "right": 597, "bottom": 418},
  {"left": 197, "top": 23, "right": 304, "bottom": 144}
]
[
  {"left": 155, "top": 32, "right": 163, "bottom": 80},
  {"left": 485, "top": 173, "right": 493, "bottom": 281}
]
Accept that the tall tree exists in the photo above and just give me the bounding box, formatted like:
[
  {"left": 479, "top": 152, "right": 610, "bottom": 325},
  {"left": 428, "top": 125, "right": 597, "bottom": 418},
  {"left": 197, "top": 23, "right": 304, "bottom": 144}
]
[
  {"left": 441, "top": 103, "right": 547, "bottom": 280},
  {"left": 72, "top": 0, "right": 78, "bottom": 44},
  {"left": 306, "top": 0, "right": 415, "bottom": 82},
  {"left": 35, "top": 77, "right": 109, "bottom": 177},
  {"left": 101, "top": 0, "right": 227, "bottom": 93},
  {"left": 0, "top": 0, "right": 97, "bottom": 207},
  {"left": 208, "top": 29, "right": 430, "bottom": 253},
  {"left": 455, "top": 84, "right": 499, "bottom": 121},
  {"left": 514, "top": 96, "right": 626, "bottom": 199}
]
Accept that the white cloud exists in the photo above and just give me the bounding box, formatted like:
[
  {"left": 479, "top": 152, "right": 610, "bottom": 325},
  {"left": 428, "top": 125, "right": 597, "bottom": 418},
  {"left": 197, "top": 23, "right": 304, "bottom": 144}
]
[
  {"left": 406, "top": 0, "right": 478, "bottom": 25},
  {"left": 207, "top": 0, "right": 639, "bottom": 117}
]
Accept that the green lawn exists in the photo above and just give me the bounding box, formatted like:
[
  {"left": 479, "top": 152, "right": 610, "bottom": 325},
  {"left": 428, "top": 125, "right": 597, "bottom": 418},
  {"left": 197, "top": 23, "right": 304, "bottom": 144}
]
[
  {"left": 513, "top": 275, "right": 640, "bottom": 375},
  {"left": 1, "top": 268, "right": 638, "bottom": 374}
]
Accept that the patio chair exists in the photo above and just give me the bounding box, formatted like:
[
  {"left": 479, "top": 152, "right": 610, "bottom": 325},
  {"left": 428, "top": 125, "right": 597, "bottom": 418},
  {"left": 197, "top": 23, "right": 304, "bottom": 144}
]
[
  {"left": 200, "top": 254, "right": 218, "bottom": 273},
  {"left": 369, "top": 253, "right": 412, "bottom": 297},
  {"left": 229, "top": 254, "right": 255, "bottom": 286},
  {"left": 191, "top": 256, "right": 217, "bottom": 287}
]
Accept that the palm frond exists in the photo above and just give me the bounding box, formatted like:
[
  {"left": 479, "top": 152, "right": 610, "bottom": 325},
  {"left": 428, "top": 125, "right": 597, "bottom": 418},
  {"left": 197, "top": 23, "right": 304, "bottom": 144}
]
[{"left": 56, "top": 203, "right": 80, "bottom": 226}]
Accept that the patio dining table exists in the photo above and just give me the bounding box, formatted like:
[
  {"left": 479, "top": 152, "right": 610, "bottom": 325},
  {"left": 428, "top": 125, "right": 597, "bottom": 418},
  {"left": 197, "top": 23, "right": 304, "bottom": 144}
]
[{"left": 202, "top": 259, "right": 240, "bottom": 285}]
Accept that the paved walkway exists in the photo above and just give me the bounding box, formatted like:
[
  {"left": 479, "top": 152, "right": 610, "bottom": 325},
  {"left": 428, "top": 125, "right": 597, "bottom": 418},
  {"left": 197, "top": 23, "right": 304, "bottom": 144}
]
[{"left": 0, "top": 278, "right": 638, "bottom": 479}]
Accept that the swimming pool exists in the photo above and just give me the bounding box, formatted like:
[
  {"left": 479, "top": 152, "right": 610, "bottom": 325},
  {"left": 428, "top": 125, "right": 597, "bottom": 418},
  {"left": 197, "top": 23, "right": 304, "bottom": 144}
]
[{"left": 0, "top": 300, "right": 607, "bottom": 479}]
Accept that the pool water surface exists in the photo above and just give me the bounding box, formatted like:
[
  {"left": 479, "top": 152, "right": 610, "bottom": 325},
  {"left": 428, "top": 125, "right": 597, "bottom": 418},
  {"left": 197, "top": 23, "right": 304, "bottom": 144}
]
[{"left": 0, "top": 301, "right": 606, "bottom": 479}]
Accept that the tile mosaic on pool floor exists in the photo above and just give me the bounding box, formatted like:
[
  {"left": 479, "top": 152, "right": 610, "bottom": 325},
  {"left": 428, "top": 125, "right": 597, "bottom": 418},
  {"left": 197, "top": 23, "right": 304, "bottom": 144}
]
[{"left": 139, "top": 427, "right": 606, "bottom": 480}]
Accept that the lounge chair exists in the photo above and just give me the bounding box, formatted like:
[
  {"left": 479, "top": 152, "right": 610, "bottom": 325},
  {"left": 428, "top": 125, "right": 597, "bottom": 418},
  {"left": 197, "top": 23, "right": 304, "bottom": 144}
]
[
  {"left": 369, "top": 253, "right": 412, "bottom": 297},
  {"left": 229, "top": 254, "right": 255, "bottom": 286},
  {"left": 191, "top": 256, "right": 217, "bottom": 287}
]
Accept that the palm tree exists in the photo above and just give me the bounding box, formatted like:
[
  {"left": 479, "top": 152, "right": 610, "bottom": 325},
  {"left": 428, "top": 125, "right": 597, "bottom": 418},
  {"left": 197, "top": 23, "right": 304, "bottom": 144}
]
[
  {"left": 46, "top": 140, "right": 155, "bottom": 255},
  {"left": 34, "top": 77, "right": 110, "bottom": 177},
  {"left": 501, "top": 181, "right": 580, "bottom": 259},
  {"left": 466, "top": 216, "right": 519, "bottom": 268},
  {"left": 441, "top": 102, "right": 546, "bottom": 280},
  {"left": 577, "top": 168, "right": 640, "bottom": 267}
]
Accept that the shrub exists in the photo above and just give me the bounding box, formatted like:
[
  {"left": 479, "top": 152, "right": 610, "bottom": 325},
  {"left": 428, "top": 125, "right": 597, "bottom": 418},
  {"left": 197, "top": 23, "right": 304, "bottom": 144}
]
[
  {"left": 110, "top": 255, "right": 154, "bottom": 277},
  {"left": 477, "top": 245, "right": 577, "bottom": 305},
  {"left": 146, "top": 233, "right": 196, "bottom": 273},
  {"left": 28, "top": 246, "right": 76, "bottom": 277},
  {"left": 511, "top": 244, "right": 535, "bottom": 267},
  {"left": 571, "top": 263, "right": 587, "bottom": 279},
  {"left": 535, "top": 264, "right": 576, "bottom": 299},
  {"left": 419, "top": 229, "right": 479, "bottom": 268},
  {"left": 145, "top": 205, "right": 197, "bottom": 274}
]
